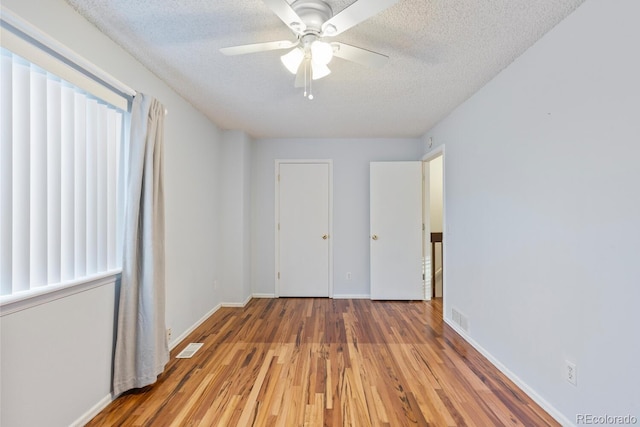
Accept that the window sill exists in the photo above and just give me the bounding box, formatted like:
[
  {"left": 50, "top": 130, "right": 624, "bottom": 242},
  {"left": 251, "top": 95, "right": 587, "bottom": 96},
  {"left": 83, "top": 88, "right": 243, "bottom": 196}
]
[{"left": 0, "top": 270, "right": 122, "bottom": 317}]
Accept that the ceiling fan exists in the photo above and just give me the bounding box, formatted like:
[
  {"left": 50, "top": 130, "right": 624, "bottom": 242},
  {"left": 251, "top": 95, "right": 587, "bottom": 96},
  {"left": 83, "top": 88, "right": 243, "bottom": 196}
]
[{"left": 220, "top": 0, "right": 400, "bottom": 99}]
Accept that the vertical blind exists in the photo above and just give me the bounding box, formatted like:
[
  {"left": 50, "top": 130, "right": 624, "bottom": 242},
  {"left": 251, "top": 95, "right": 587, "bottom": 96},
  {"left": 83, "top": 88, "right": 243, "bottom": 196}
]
[{"left": 0, "top": 47, "right": 125, "bottom": 297}]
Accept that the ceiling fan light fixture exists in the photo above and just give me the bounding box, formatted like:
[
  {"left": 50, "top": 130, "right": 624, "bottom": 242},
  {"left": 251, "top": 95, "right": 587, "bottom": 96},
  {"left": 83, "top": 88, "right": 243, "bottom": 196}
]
[
  {"left": 289, "top": 21, "right": 303, "bottom": 32},
  {"left": 311, "top": 61, "right": 331, "bottom": 80},
  {"left": 323, "top": 24, "right": 337, "bottom": 36},
  {"left": 310, "top": 40, "right": 333, "bottom": 65},
  {"left": 281, "top": 47, "right": 304, "bottom": 74}
]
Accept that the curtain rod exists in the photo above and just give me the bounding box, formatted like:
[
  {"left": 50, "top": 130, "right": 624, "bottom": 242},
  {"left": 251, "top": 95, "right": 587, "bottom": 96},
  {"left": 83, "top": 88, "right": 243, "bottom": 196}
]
[{"left": 0, "top": 6, "right": 136, "bottom": 101}]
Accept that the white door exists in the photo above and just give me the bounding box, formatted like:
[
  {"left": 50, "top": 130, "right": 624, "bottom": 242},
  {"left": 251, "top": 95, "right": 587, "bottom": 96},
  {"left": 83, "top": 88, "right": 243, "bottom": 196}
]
[
  {"left": 370, "top": 161, "right": 423, "bottom": 300},
  {"left": 278, "top": 162, "right": 331, "bottom": 297}
]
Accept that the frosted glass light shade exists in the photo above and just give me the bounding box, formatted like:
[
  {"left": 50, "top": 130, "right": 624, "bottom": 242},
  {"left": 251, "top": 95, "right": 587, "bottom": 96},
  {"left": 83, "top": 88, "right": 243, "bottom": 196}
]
[
  {"left": 281, "top": 48, "right": 304, "bottom": 74},
  {"left": 311, "top": 61, "right": 331, "bottom": 80},
  {"left": 310, "top": 41, "right": 333, "bottom": 65}
]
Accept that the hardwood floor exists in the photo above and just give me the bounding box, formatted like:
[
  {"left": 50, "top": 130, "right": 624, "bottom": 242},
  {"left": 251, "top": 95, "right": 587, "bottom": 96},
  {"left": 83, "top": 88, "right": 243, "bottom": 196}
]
[{"left": 88, "top": 298, "right": 558, "bottom": 426}]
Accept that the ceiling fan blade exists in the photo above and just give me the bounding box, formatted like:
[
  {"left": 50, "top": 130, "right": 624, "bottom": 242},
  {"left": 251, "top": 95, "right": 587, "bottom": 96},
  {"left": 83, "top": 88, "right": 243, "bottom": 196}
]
[
  {"left": 332, "top": 42, "right": 388, "bottom": 67},
  {"left": 263, "top": 0, "right": 307, "bottom": 34},
  {"left": 322, "top": 0, "right": 400, "bottom": 36},
  {"left": 220, "top": 40, "right": 297, "bottom": 56}
]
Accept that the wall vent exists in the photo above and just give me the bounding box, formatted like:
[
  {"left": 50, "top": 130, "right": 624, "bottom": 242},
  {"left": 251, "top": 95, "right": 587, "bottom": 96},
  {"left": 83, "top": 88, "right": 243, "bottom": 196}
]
[
  {"left": 451, "top": 307, "right": 469, "bottom": 332},
  {"left": 176, "top": 343, "right": 204, "bottom": 359}
]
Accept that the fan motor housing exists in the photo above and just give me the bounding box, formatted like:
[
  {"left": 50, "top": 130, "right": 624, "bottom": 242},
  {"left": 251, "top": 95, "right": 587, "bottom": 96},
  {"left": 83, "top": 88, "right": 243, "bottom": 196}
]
[{"left": 291, "top": 0, "right": 333, "bottom": 33}]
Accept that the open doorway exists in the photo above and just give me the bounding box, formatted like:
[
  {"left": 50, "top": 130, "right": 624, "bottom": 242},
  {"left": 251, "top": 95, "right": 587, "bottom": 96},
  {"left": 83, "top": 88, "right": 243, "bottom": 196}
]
[
  {"left": 428, "top": 156, "right": 444, "bottom": 299},
  {"left": 422, "top": 147, "right": 444, "bottom": 303}
]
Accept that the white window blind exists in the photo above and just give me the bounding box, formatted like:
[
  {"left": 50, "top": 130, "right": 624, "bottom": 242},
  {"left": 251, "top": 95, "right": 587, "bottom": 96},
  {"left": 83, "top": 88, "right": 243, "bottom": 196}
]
[{"left": 0, "top": 47, "right": 126, "bottom": 299}]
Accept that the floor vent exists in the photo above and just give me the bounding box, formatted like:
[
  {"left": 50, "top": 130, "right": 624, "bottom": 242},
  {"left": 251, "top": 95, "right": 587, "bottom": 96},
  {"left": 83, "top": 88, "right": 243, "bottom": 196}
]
[
  {"left": 176, "top": 343, "right": 204, "bottom": 359},
  {"left": 451, "top": 308, "right": 469, "bottom": 332}
]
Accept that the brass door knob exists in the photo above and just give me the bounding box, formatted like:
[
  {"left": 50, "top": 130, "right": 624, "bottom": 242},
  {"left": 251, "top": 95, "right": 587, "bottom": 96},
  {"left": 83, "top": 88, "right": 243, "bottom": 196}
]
[
  {"left": 372, "top": 234, "right": 378, "bottom": 240},
  {"left": 322, "top": 234, "right": 328, "bottom": 240}
]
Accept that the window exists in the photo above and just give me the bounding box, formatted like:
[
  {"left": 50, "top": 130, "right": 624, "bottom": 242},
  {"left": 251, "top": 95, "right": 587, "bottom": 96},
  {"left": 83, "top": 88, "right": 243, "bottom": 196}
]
[{"left": 0, "top": 12, "right": 133, "bottom": 309}]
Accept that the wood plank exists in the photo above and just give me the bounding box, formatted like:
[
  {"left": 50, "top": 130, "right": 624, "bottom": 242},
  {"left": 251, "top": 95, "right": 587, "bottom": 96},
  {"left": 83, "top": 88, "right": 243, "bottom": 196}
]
[{"left": 86, "top": 298, "right": 560, "bottom": 427}]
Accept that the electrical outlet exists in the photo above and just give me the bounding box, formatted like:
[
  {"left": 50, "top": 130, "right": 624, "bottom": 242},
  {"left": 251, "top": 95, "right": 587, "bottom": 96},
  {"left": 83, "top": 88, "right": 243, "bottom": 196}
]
[
  {"left": 166, "top": 328, "right": 172, "bottom": 343},
  {"left": 346, "top": 272, "right": 352, "bottom": 280},
  {"left": 565, "top": 360, "right": 577, "bottom": 386}
]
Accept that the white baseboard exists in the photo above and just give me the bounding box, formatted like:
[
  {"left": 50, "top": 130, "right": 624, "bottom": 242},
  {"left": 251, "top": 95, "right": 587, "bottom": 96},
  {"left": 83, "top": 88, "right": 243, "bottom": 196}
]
[
  {"left": 332, "top": 294, "right": 370, "bottom": 299},
  {"left": 443, "top": 318, "right": 574, "bottom": 427},
  {"left": 248, "top": 294, "right": 373, "bottom": 300},
  {"left": 221, "top": 294, "right": 252, "bottom": 308},
  {"left": 171, "top": 294, "right": 255, "bottom": 349},
  {"left": 249, "top": 294, "right": 373, "bottom": 299},
  {"left": 70, "top": 393, "right": 114, "bottom": 427},
  {"left": 169, "top": 303, "right": 222, "bottom": 350},
  {"left": 171, "top": 294, "right": 257, "bottom": 349}
]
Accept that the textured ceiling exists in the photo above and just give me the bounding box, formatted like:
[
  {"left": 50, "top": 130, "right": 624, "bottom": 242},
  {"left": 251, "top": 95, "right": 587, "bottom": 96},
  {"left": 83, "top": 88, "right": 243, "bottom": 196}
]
[{"left": 65, "top": 0, "right": 584, "bottom": 139}]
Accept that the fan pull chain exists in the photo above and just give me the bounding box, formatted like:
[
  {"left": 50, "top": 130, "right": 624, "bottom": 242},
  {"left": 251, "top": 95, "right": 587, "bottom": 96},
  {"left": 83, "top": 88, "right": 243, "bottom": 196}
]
[
  {"left": 301, "top": 59, "right": 314, "bottom": 100},
  {"left": 303, "top": 59, "right": 308, "bottom": 98}
]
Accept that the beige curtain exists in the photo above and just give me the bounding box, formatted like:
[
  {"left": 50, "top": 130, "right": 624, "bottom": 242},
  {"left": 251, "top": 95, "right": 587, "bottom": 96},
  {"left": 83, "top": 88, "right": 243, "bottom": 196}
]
[{"left": 113, "top": 94, "right": 169, "bottom": 396}]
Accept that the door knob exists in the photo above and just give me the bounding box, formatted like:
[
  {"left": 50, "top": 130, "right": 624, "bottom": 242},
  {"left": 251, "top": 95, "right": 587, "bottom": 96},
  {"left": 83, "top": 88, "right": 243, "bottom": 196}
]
[
  {"left": 372, "top": 234, "right": 378, "bottom": 240},
  {"left": 322, "top": 234, "right": 328, "bottom": 240}
]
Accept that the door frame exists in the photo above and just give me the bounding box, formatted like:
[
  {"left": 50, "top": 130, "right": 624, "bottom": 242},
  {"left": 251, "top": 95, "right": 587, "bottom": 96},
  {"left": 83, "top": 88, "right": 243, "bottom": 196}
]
[
  {"left": 422, "top": 160, "right": 431, "bottom": 301},
  {"left": 422, "top": 145, "right": 446, "bottom": 306},
  {"left": 274, "top": 159, "right": 334, "bottom": 298}
]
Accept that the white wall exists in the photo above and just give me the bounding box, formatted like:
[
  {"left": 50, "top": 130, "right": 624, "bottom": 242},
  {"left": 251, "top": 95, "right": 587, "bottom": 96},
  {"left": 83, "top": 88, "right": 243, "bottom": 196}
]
[
  {"left": 0, "top": 1, "right": 227, "bottom": 425},
  {"left": 219, "top": 130, "right": 252, "bottom": 304},
  {"left": 251, "top": 138, "right": 423, "bottom": 298},
  {"left": 1, "top": 283, "right": 116, "bottom": 427},
  {"left": 423, "top": 0, "right": 640, "bottom": 423}
]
